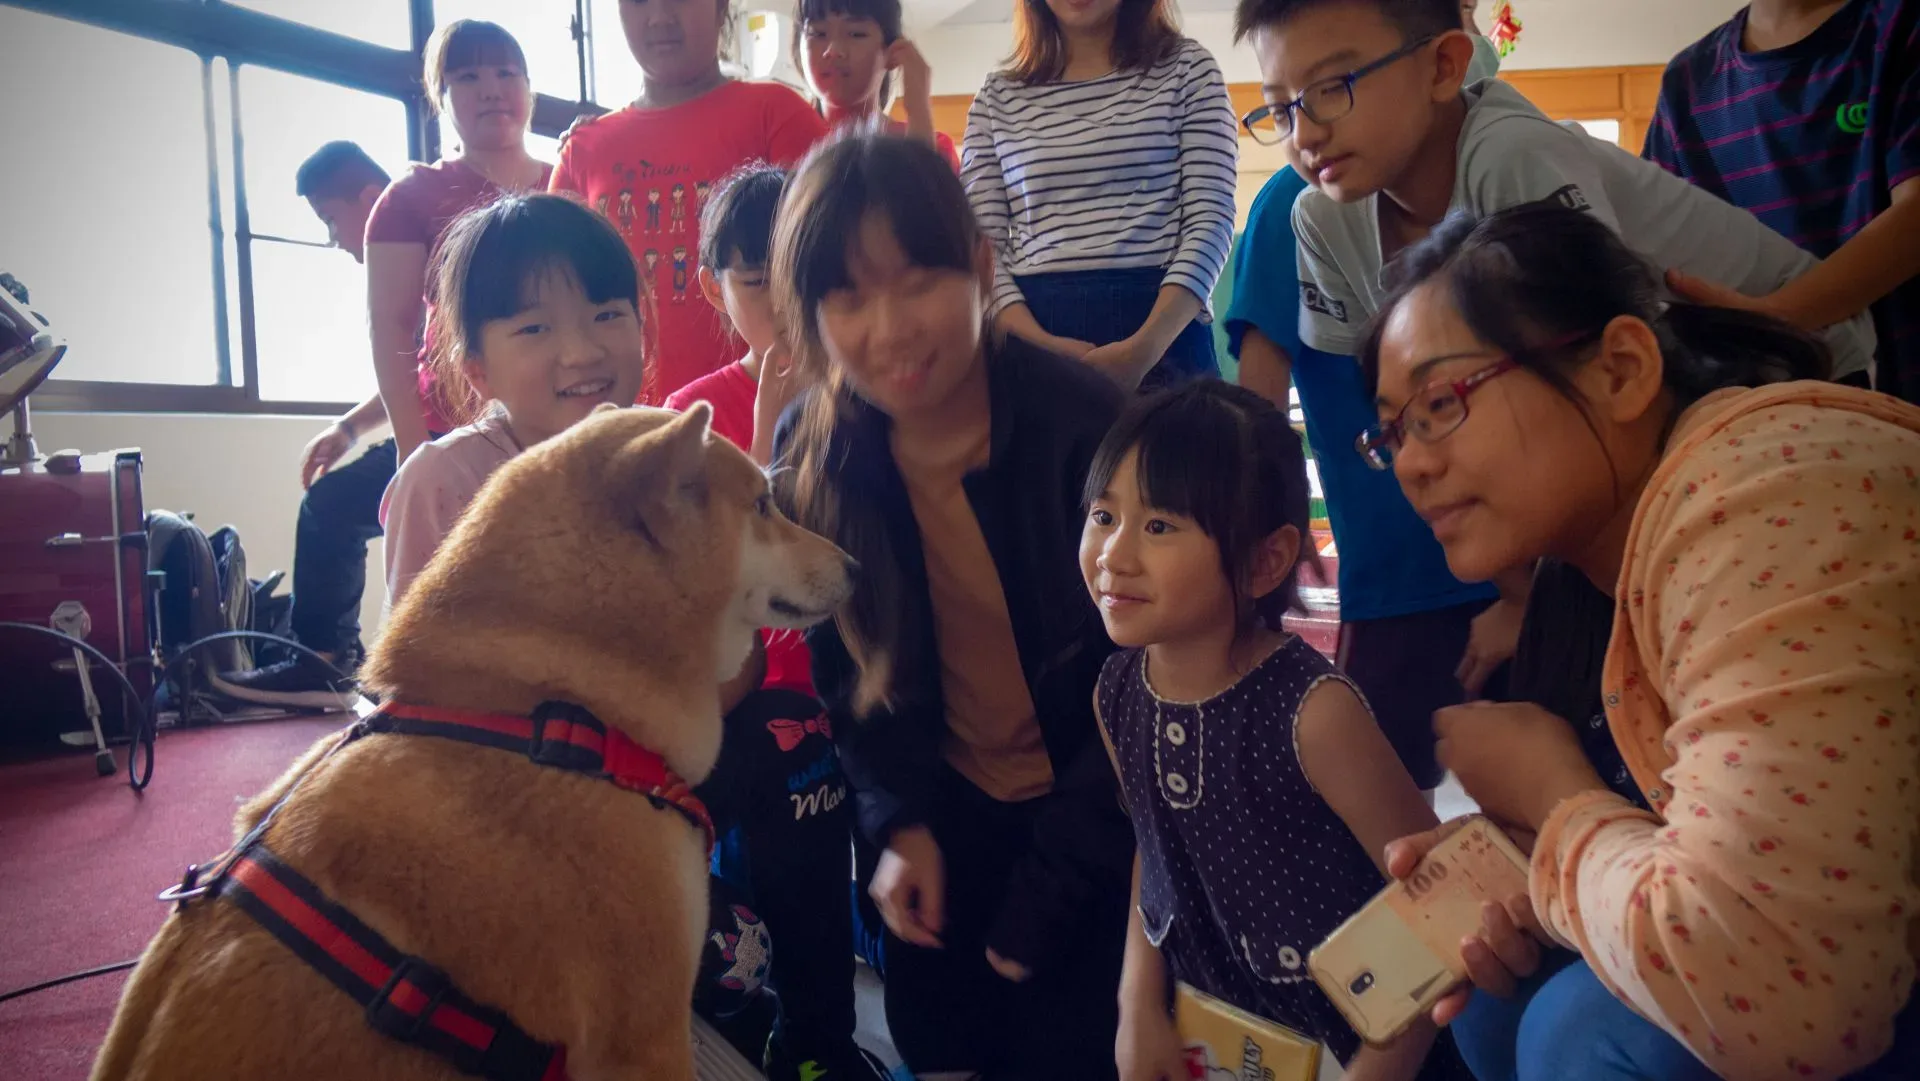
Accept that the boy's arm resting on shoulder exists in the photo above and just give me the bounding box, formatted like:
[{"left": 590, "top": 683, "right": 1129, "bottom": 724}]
[
  {"left": 365, "top": 241, "right": 432, "bottom": 462},
  {"left": 1722, "top": 178, "right": 1920, "bottom": 330},
  {"left": 1296, "top": 677, "right": 1444, "bottom": 1081},
  {"left": 1291, "top": 197, "right": 1369, "bottom": 357},
  {"left": 1723, "top": 44, "right": 1920, "bottom": 329}
]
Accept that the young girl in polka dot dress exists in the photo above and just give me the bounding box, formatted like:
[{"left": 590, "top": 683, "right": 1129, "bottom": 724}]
[{"left": 1082, "top": 380, "right": 1470, "bottom": 1081}]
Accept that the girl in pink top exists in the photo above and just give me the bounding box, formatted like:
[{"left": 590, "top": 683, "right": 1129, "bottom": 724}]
[
  {"left": 381, "top": 194, "right": 647, "bottom": 609},
  {"left": 1361, "top": 202, "right": 1920, "bottom": 1081},
  {"left": 381, "top": 189, "right": 882, "bottom": 1081},
  {"left": 792, "top": 0, "right": 959, "bottom": 171},
  {"left": 365, "top": 20, "right": 553, "bottom": 466}
]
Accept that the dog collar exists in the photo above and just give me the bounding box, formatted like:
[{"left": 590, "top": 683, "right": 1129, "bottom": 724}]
[{"left": 364, "top": 700, "right": 715, "bottom": 851}]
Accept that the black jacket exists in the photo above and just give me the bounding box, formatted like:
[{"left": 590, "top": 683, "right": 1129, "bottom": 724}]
[{"left": 776, "top": 337, "right": 1135, "bottom": 972}]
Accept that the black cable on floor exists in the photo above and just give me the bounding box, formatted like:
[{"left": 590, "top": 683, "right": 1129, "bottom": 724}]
[
  {"left": 0, "top": 623, "right": 153, "bottom": 788},
  {"left": 0, "top": 630, "right": 360, "bottom": 1005},
  {"left": 0, "top": 959, "right": 138, "bottom": 1005}
]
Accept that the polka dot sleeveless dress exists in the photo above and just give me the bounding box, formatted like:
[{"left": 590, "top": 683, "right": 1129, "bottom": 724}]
[{"left": 1100, "top": 637, "right": 1419, "bottom": 1067}]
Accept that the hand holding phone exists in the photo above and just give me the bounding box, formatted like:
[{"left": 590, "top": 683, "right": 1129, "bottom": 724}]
[{"left": 1309, "top": 817, "right": 1534, "bottom": 1044}]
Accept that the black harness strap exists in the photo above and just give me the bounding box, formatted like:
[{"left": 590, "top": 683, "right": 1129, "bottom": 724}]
[
  {"left": 154, "top": 699, "right": 712, "bottom": 1081},
  {"left": 219, "top": 847, "right": 564, "bottom": 1081}
]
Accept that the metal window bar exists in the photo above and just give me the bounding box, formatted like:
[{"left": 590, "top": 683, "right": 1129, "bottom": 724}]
[
  {"left": 10, "top": 0, "right": 604, "bottom": 414},
  {"left": 201, "top": 54, "right": 235, "bottom": 388}
]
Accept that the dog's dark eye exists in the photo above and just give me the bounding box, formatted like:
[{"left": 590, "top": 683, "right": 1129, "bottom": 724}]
[{"left": 755, "top": 494, "right": 773, "bottom": 518}]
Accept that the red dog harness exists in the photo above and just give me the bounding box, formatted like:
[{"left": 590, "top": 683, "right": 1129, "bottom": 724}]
[{"left": 158, "top": 701, "right": 713, "bottom": 1081}]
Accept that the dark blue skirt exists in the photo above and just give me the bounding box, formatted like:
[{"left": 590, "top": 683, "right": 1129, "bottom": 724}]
[{"left": 1015, "top": 266, "right": 1219, "bottom": 389}]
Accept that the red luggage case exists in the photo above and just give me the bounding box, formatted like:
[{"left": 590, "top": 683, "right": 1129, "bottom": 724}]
[{"left": 0, "top": 448, "right": 153, "bottom": 747}]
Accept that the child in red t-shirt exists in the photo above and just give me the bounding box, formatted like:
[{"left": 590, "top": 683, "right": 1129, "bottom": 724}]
[
  {"left": 550, "top": 0, "right": 827, "bottom": 403},
  {"left": 665, "top": 164, "right": 879, "bottom": 1081},
  {"left": 667, "top": 164, "right": 812, "bottom": 691},
  {"left": 792, "top": 0, "right": 960, "bottom": 171}
]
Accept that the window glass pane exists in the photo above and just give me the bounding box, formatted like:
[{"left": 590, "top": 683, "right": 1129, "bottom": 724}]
[
  {"left": 239, "top": 66, "right": 409, "bottom": 245},
  {"left": 433, "top": 0, "right": 582, "bottom": 102},
  {"left": 1575, "top": 118, "right": 1622, "bottom": 146},
  {"left": 230, "top": 0, "right": 410, "bottom": 48},
  {"left": 587, "top": 0, "right": 644, "bottom": 108},
  {"left": 0, "top": 10, "right": 218, "bottom": 385},
  {"left": 237, "top": 66, "right": 409, "bottom": 401},
  {"left": 250, "top": 241, "right": 377, "bottom": 403}
]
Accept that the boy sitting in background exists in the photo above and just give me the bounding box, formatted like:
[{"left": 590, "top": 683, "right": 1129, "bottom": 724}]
[
  {"left": 1233, "top": 0, "right": 1879, "bottom": 382},
  {"left": 214, "top": 141, "right": 392, "bottom": 709},
  {"left": 1645, "top": 0, "right": 1920, "bottom": 402}
]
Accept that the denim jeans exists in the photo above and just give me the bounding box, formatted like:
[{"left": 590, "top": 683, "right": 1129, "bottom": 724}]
[
  {"left": 1452, "top": 948, "right": 1920, "bottom": 1081},
  {"left": 289, "top": 438, "right": 396, "bottom": 655}
]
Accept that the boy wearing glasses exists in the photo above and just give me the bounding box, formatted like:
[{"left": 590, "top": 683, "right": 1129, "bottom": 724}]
[
  {"left": 1230, "top": 0, "right": 1878, "bottom": 385},
  {"left": 1223, "top": 14, "right": 1507, "bottom": 799}
]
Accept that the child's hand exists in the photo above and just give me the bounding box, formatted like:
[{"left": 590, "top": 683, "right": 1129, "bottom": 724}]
[
  {"left": 749, "top": 340, "right": 809, "bottom": 466},
  {"left": 871, "top": 825, "right": 945, "bottom": 948},
  {"left": 985, "top": 947, "right": 1031, "bottom": 983},
  {"left": 300, "top": 422, "right": 355, "bottom": 489},
  {"left": 1116, "top": 1000, "right": 1188, "bottom": 1081},
  {"left": 1665, "top": 268, "right": 1784, "bottom": 322},
  {"left": 886, "top": 38, "right": 933, "bottom": 108}
]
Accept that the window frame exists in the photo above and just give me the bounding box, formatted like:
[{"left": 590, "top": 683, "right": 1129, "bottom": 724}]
[{"left": 11, "top": 0, "right": 605, "bottom": 416}]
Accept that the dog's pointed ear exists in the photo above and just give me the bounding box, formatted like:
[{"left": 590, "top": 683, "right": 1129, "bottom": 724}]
[{"left": 609, "top": 404, "right": 713, "bottom": 523}]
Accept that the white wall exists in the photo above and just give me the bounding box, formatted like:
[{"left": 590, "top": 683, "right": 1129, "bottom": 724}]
[
  {"left": 912, "top": 0, "right": 1747, "bottom": 96},
  {"left": 2, "top": 409, "right": 389, "bottom": 645}
]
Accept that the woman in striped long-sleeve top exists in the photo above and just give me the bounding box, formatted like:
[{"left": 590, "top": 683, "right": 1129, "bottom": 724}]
[{"left": 962, "top": 0, "right": 1239, "bottom": 391}]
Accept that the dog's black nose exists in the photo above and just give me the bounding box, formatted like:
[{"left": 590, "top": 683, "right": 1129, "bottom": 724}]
[{"left": 842, "top": 553, "right": 860, "bottom": 579}]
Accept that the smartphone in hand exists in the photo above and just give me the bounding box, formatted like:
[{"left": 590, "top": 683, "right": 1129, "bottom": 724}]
[{"left": 1308, "top": 816, "right": 1530, "bottom": 1045}]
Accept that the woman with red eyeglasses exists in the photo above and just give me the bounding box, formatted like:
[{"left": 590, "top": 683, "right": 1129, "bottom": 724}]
[{"left": 1358, "top": 202, "right": 1920, "bottom": 1081}]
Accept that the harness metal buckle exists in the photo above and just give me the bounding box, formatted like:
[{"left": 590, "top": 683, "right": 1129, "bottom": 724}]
[{"left": 156, "top": 862, "right": 213, "bottom": 911}]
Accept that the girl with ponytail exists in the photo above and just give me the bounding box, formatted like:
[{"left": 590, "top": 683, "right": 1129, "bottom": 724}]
[{"left": 1358, "top": 201, "right": 1920, "bottom": 1081}]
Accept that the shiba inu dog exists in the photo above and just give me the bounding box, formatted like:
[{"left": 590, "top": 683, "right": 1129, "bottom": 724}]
[{"left": 92, "top": 404, "right": 854, "bottom": 1081}]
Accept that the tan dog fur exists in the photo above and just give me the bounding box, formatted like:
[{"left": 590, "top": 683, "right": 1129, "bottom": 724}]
[{"left": 90, "top": 404, "right": 854, "bottom": 1081}]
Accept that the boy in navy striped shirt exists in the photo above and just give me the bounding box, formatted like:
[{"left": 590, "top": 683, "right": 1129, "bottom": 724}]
[{"left": 1646, "top": 0, "right": 1920, "bottom": 403}]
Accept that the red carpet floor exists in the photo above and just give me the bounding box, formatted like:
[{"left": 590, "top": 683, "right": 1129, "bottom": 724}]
[{"left": 0, "top": 715, "right": 348, "bottom": 1081}]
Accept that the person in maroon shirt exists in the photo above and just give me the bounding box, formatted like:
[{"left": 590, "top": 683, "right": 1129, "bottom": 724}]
[{"left": 364, "top": 19, "right": 553, "bottom": 468}]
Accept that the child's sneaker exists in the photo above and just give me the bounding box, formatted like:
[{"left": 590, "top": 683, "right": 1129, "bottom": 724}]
[{"left": 763, "top": 1037, "right": 892, "bottom": 1081}]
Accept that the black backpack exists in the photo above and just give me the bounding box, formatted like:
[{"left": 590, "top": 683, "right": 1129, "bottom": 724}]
[{"left": 145, "top": 511, "right": 250, "bottom": 674}]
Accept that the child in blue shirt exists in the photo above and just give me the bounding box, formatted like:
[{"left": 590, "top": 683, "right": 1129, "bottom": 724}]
[{"left": 1644, "top": 0, "right": 1920, "bottom": 403}]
